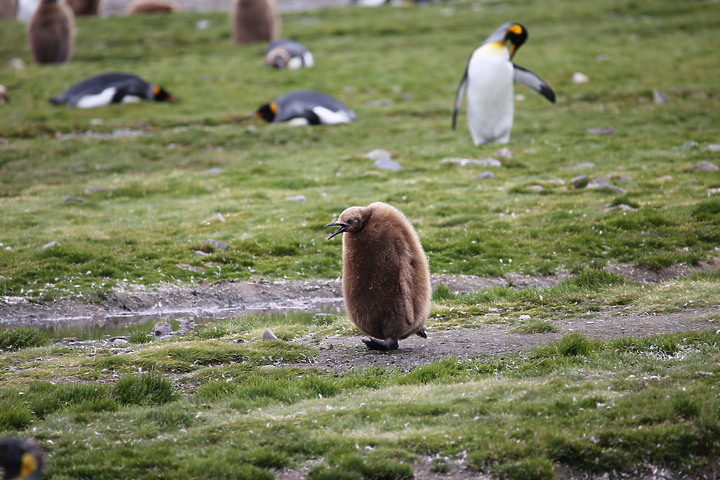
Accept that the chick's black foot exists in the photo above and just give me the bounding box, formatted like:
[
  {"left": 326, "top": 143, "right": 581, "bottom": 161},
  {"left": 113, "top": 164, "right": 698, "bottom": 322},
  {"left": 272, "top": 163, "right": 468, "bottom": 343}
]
[
  {"left": 415, "top": 328, "right": 427, "bottom": 339},
  {"left": 362, "top": 337, "right": 399, "bottom": 351}
]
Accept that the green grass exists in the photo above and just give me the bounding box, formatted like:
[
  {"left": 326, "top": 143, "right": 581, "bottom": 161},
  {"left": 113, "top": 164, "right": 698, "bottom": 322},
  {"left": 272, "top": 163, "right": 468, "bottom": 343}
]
[
  {"left": 0, "top": 0, "right": 719, "bottom": 300},
  {"left": 1, "top": 0, "right": 720, "bottom": 478}
]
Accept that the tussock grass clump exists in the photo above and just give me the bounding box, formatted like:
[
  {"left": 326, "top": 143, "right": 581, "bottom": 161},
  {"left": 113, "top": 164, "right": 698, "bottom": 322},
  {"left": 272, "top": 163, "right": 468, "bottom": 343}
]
[
  {"left": 114, "top": 373, "right": 176, "bottom": 406},
  {"left": 0, "top": 328, "right": 49, "bottom": 351},
  {"left": 309, "top": 453, "right": 414, "bottom": 480}
]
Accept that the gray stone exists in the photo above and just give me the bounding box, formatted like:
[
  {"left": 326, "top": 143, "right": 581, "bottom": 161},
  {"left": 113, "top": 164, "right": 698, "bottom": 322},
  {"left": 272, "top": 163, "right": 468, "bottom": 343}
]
[
  {"left": 652, "top": 89, "right": 668, "bottom": 104},
  {"left": 476, "top": 171, "right": 495, "bottom": 179},
  {"left": 683, "top": 141, "right": 699, "bottom": 148},
  {"left": 152, "top": 321, "right": 172, "bottom": 337},
  {"left": 586, "top": 127, "right": 616, "bottom": 136},
  {"left": 374, "top": 158, "right": 402, "bottom": 171},
  {"left": 692, "top": 161, "right": 719, "bottom": 171},
  {"left": 561, "top": 162, "right": 596, "bottom": 170},
  {"left": 587, "top": 177, "right": 611, "bottom": 188},
  {"left": 442, "top": 157, "right": 501, "bottom": 167},
  {"left": 573, "top": 175, "right": 589, "bottom": 189},
  {"left": 64, "top": 196, "right": 86, "bottom": 203},
  {"left": 285, "top": 195, "right": 307, "bottom": 202},
  {"left": 42, "top": 241, "right": 58, "bottom": 249},
  {"left": 206, "top": 239, "right": 229, "bottom": 251},
  {"left": 364, "top": 149, "right": 392, "bottom": 162},
  {"left": 706, "top": 144, "right": 720, "bottom": 152},
  {"left": 263, "top": 329, "right": 279, "bottom": 341}
]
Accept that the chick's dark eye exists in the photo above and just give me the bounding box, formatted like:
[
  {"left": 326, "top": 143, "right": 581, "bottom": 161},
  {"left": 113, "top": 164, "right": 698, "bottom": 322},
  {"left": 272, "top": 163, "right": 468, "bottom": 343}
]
[{"left": 347, "top": 218, "right": 355, "bottom": 225}]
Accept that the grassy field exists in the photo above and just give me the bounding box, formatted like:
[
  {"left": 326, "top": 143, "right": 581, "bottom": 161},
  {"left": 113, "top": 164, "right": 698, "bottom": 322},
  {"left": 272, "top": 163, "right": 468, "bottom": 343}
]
[{"left": 1, "top": 0, "right": 720, "bottom": 478}]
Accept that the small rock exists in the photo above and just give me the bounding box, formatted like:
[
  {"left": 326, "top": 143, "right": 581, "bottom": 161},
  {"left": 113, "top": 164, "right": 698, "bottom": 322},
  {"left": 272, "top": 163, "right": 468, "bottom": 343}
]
[
  {"left": 442, "top": 157, "right": 502, "bottom": 167},
  {"left": 587, "top": 127, "right": 616, "bottom": 136},
  {"left": 178, "top": 318, "right": 195, "bottom": 333},
  {"left": 193, "top": 250, "right": 211, "bottom": 257},
  {"left": 706, "top": 144, "right": 720, "bottom": 152},
  {"left": 262, "top": 329, "right": 279, "bottom": 341},
  {"left": 64, "top": 196, "right": 86, "bottom": 203},
  {"left": 547, "top": 179, "right": 566, "bottom": 185},
  {"left": 63, "top": 337, "right": 78, "bottom": 344},
  {"left": 152, "top": 321, "right": 173, "bottom": 337},
  {"left": 206, "top": 239, "right": 229, "bottom": 251},
  {"left": 692, "top": 161, "right": 719, "bottom": 171},
  {"left": 112, "top": 338, "right": 129, "bottom": 346},
  {"left": 364, "top": 149, "right": 392, "bottom": 162},
  {"left": 202, "top": 213, "right": 225, "bottom": 224},
  {"left": 652, "top": 90, "right": 668, "bottom": 104},
  {"left": 656, "top": 175, "right": 673, "bottom": 182},
  {"left": 617, "top": 204, "right": 638, "bottom": 211},
  {"left": 84, "top": 186, "right": 112, "bottom": 194},
  {"left": 560, "top": 162, "right": 596, "bottom": 170},
  {"left": 0, "top": 275, "right": 7, "bottom": 281},
  {"left": 596, "top": 54, "right": 610, "bottom": 62},
  {"left": 519, "top": 314, "right": 531, "bottom": 320},
  {"left": 476, "top": 171, "right": 495, "bottom": 179},
  {"left": 528, "top": 185, "right": 544, "bottom": 192},
  {"left": 493, "top": 147, "right": 513, "bottom": 159},
  {"left": 10, "top": 58, "right": 25, "bottom": 70},
  {"left": 196, "top": 19, "right": 210, "bottom": 30},
  {"left": 572, "top": 72, "right": 589, "bottom": 84},
  {"left": 177, "top": 264, "right": 205, "bottom": 273},
  {"left": 285, "top": 195, "right": 307, "bottom": 202},
  {"left": 573, "top": 175, "right": 589, "bottom": 189},
  {"left": 232, "top": 338, "right": 246, "bottom": 343},
  {"left": 204, "top": 168, "right": 222, "bottom": 175},
  {"left": 373, "top": 158, "right": 402, "bottom": 171},
  {"left": 42, "top": 241, "right": 59, "bottom": 249},
  {"left": 587, "top": 177, "right": 610, "bottom": 188},
  {"left": 682, "top": 141, "right": 699, "bottom": 148}
]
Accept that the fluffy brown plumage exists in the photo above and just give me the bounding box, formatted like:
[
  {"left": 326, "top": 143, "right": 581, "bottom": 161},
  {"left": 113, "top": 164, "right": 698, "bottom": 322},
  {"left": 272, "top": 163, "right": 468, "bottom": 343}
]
[
  {"left": 231, "top": 0, "right": 279, "bottom": 45},
  {"left": 325, "top": 202, "right": 431, "bottom": 351},
  {"left": 26, "top": 0, "right": 75, "bottom": 65},
  {"left": 0, "top": 0, "right": 17, "bottom": 19},
  {"left": 0, "top": 438, "right": 45, "bottom": 480},
  {"left": 125, "top": 0, "right": 179, "bottom": 14}
]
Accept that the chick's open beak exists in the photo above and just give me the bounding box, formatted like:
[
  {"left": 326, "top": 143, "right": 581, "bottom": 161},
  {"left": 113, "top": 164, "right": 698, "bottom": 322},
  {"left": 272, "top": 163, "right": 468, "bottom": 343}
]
[{"left": 324, "top": 222, "right": 348, "bottom": 240}]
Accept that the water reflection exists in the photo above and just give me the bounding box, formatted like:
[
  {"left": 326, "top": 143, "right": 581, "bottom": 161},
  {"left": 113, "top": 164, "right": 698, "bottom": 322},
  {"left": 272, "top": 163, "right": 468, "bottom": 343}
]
[{"left": 1, "top": 302, "right": 344, "bottom": 342}]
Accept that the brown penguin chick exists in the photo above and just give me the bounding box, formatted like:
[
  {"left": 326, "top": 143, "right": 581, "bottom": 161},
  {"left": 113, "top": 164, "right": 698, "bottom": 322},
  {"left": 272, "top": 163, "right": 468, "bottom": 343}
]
[
  {"left": 126, "top": 0, "right": 179, "bottom": 14},
  {"left": 231, "top": 0, "right": 279, "bottom": 45},
  {"left": 0, "top": 85, "right": 8, "bottom": 104},
  {"left": 0, "top": 438, "right": 45, "bottom": 480},
  {"left": 0, "top": 0, "right": 17, "bottom": 20},
  {"left": 66, "top": 0, "right": 101, "bottom": 15},
  {"left": 26, "top": 0, "right": 75, "bottom": 65},
  {"left": 325, "top": 202, "right": 431, "bottom": 351}
]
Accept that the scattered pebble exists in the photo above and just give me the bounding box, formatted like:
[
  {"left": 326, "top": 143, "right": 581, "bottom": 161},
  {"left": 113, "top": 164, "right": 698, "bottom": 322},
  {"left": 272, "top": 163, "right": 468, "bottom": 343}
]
[
  {"left": 42, "top": 241, "right": 58, "bottom": 249},
  {"left": 263, "top": 329, "right": 279, "bottom": 341},
  {"left": 476, "top": 171, "right": 495, "bottom": 179},
  {"left": 683, "top": 141, "right": 699, "bottom": 148},
  {"left": 656, "top": 175, "right": 673, "bottom": 182},
  {"left": 547, "top": 179, "right": 566, "bottom": 185},
  {"left": 528, "top": 185, "right": 544, "bottom": 192},
  {"left": 587, "top": 127, "right": 616, "bottom": 136},
  {"left": 493, "top": 147, "right": 513, "bottom": 159},
  {"left": 196, "top": 19, "right": 210, "bottom": 30},
  {"left": 573, "top": 175, "right": 589, "bottom": 189},
  {"left": 206, "top": 239, "right": 229, "bottom": 251},
  {"left": 204, "top": 168, "right": 222, "bottom": 175},
  {"left": 10, "top": 58, "right": 25, "bottom": 70},
  {"left": 285, "top": 195, "right": 307, "bottom": 202},
  {"left": 519, "top": 314, "right": 531, "bottom": 320},
  {"left": 442, "top": 157, "right": 501, "bottom": 167},
  {"left": 373, "top": 158, "right": 402, "bottom": 171},
  {"left": 84, "top": 186, "right": 112, "bottom": 194},
  {"left": 202, "top": 213, "right": 225, "bottom": 224},
  {"left": 364, "top": 149, "right": 392, "bottom": 162},
  {"left": 176, "top": 264, "right": 204, "bottom": 273},
  {"left": 692, "top": 161, "right": 719, "bottom": 171},
  {"left": 572, "top": 72, "right": 590, "bottom": 84},
  {"left": 64, "top": 196, "right": 86, "bottom": 203},
  {"left": 112, "top": 338, "right": 129, "bottom": 346},
  {"left": 652, "top": 89, "right": 668, "bottom": 104},
  {"left": 152, "top": 321, "right": 173, "bottom": 337},
  {"left": 561, "top": 162, "right": 596, "bottom": 170},
  {"left": 707, "top": 144, "right": 720, "bottom": 152},
  {"left": 193, "top": 251, "right": 211, "bottom": 257}
]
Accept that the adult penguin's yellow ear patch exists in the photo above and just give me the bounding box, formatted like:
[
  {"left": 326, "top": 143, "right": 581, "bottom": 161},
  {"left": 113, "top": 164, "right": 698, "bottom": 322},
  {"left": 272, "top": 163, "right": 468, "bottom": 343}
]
[
  {"left": 270, "top": 102, "right": 278, "bottom": 114},
  {"left": 153, "top": 85, "right": 161, "bottom": 96},
  {"left": 508, "top": 24, "right": 524, "bottom": 35},
  {"left": 21, "top": 452, "right": 38, "bottom": 477}
]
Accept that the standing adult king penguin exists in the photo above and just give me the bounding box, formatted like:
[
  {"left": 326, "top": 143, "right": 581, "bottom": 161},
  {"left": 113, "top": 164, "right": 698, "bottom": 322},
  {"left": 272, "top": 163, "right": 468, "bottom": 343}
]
[{"left": 452, "top": 22, "right": 555, "bottom": 145}]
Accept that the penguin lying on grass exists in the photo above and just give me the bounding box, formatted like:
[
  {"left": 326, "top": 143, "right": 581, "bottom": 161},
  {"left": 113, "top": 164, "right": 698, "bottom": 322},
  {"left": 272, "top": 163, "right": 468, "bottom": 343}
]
[
  {"left": 50, "top": 72, "right": 173, "bottom": 108},
  {"left": 325, "top": 202, "right": 431, "bottom": 351},
  {"left": 452, "top": 21, "right": 555, "bottom": 145},
  {"left": 249, "top": 89, "right": 356, "bottom": 125},
  {"left": 0, "top": 438, "right": 45, "bottom": 480},
  {"left": 264, "top": 39, "right": 314, "bottom": 70}
]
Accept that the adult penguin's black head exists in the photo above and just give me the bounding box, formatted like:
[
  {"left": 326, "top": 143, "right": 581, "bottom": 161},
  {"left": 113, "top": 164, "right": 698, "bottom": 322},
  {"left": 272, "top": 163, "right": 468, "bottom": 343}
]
[
  {"left": 0, "top": 438, "right": 45, "bottom": 480},
  {"left": 254, "top": 102, "right": 278, "bottom": 122},
  {"left": 152, "top": 85, "right": 173, "bottom": 102},
  {"left": 485, "top": 22, "right": 528, "bottom": 59}
]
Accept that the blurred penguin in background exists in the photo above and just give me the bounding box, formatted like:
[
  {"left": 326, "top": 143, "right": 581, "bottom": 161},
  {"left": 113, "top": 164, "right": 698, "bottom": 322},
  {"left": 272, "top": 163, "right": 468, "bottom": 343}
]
[
  {"left": 50, "top": 72, "right": 173, "bottom": 108},
  {"left": 0, "top": 85, "right": 9, "bottom": 104},
  {"left": 232, "top": 0, "right": 279, "bottom": 44},
  {"left": 264, "top": 39, "right": 313, "bottom": 70},
  {"left": 26, "top": 0, "right": 75, "bottom": 64},
  {"left": 126, "top": 0, "right": 179, "bottom": 14},
  {"left": 66, "top": 0, "right": 100, "bottom": 15},
  {"left": 0, "top": 438, "right": 45, "bottom": 480},
  {"left": 0, "top": 0, "right": 17, "bottom": 19}
]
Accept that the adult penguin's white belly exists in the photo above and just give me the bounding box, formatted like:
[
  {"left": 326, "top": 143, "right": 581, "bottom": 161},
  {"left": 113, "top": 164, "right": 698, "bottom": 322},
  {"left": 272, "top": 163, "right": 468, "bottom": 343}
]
[{"left": 465, "top": 47, "right": 514, "bottom": 145}]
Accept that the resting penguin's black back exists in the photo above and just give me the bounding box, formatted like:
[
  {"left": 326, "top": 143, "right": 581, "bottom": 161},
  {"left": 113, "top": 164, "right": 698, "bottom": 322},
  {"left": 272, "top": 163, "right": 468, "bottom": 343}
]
[
  {"left": 273, "top": 89, "right": 352, "bottom": 123},
  {"left": 50, "top": 72, "right": 149, "bottom": 106}
]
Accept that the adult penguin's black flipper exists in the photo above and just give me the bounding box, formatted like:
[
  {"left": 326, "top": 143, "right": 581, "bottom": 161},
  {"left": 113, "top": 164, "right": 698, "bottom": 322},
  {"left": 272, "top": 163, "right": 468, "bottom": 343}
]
[
  {"left": 513, "top": 64, "right": 556, "bottom": 103},
  {"left": 452, "top": 67, "right": 469, "bottom": 130}
]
